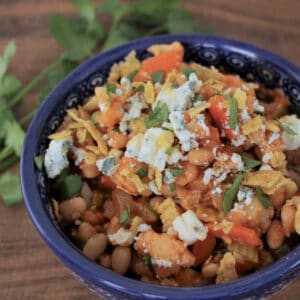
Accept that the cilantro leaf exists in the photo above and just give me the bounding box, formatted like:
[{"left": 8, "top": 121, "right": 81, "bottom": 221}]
[
  {"left": 222, "top": 173, "right": 244, "bottom": 214},
  {"left": 145, "top": 102, "right": 169, "bottom": 129},
  {"left": 0, "top": 172, "right": 22, "bottom": 206},
  {"left": 151, "top": 71, "right": 164, "bottom": 83},
  {"left": 101, "top": 25, "right": 130, "bottom": 51},
  {"left": 168, "top": 168, "right": 184, "bottom": 176},
  {"left": 242, "top": 154, "right": 261, "bottom": 169},
  {"left": 97, "top": 0, "right": 129, "bottom": 21},
  {"left": 34, "top": 155, "right": 44, "bottom": 170},
  {"left": 50, "top": 14, "right": 99, "bottom": 59},
  {"left": 277, "top": 119, "right": 297, "bottom": 136},
  {"left": 0, "top": 40, "right": 16, "bottom": 81},
  {"left": 256, "top": 186, "right": 273, "bottom": 208},
  {"left": 129, "top": 0, "right": 180, "bottom": 15},
  {"left": 39, "top": 86, "right": 53, "bottom": 102},
  {"left": 72, "top": 0, "right": 96, "bottom": 25},
  {"left": 136, "top": 166, "right": 148, "bottom": 179},
  {"left": 166, "top": 9, "right": 196, "bottom": 33},
  {"left": 4, "top": 120, "right": 25, "bottom": 156},
  {"left": 1, "top": 75, "right": 21, "bottom": 97},
  {"left": 119, "top": 204, "right": 131, "bottom": 224}
]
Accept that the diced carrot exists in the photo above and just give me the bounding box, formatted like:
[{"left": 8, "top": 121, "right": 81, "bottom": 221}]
[
  {"left": 98, "top": 100, "right": 123, "bottom": 128},
  {"left": 192, "top": 232, "right": 216, "bottom": 266},
  {"left": 209, "top": 95, "right": 236, "bottom": 139},
  {"left": 134, "top": 50, "right": 183, "bottom": 82},
  {"left": 207, "top": 222, "right": 263, "bottom": 248}
]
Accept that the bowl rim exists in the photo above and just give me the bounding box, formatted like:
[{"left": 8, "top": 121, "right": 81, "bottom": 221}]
[{"left": 21, "top": 33, "right": 300, "bottom": 299}]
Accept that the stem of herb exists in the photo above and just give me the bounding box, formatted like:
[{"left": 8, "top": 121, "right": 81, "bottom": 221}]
[
  {"left": 0, "top": 147, "right": 13, "bottom": 161},
  {"left": 144, "top": 25, "right": 167, "bottom": 36},
  {"left": 0, "top": 155, "right": 18, "bottom": 172},
  {"left": 7, "top": 56, "right": 62, "bottom": 109},
  {"left": 20, "top": 109, "right": 37, "bottom": 125}
]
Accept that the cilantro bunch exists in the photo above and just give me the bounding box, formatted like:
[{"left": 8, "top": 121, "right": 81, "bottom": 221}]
[{"left": 0, "top": 0, "right": 212, "bottom": 205}]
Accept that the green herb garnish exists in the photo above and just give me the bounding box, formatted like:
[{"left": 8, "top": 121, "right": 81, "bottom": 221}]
[
  {"left": 106, "top": 83, "right": 117, "bottom": 94},
  {"left": 136, "top": 166, "right": 148, "bottom": 179},
  {"left": 106, "top": 83, "right": 117, "bottom": 105},
  {"left": 168, "top": 168, "right": 184, "bottom": 177},
  {"left": 143, "top": 255, "right": 151, "bottom": 266},
  {"left": 127, "top": 69, "right": 138, "bottom": 82},
  {"left": 256, "top": 186, "right": 273, "bottom": 208},
  {"left": 222, "top": 173, "right": 244, "bottom": 214},
  {"left": 112, "top": 127, "right": 120, "bottom": 132},
  {"left": 224, "top": 95, "right": 239, "bottom": 129},
  {"left": 34, "top": 155, "right": 44, "bottom": 170},
  {"left": 277, "top": 119, "right": 297, "bottom": 136},
  {"left": 162, "top": 126, "right": 172, "bottom": 132},
  {"left": 0, "top": 172, "right": 23, "bottom": 206},
  {"left": 170, "top": 182, "right": 176, "bottom": 192},
  {"left": 135, "top": 85, "right": 145, "bottom": 92},
  {"left": 145, "top": 102, "right": 169, "bottom": 129},
  {"left": 182, "top": 68, "right": 195, "bottom": 78},
  {"left": 151, "top": 71, "right": 164, "bottom": 83},
  {"left": 242, "top": 154, "right": 261, "bottom": 169},
  {"left": 119, "top": 204, "right": 131, "bottom": 224}
]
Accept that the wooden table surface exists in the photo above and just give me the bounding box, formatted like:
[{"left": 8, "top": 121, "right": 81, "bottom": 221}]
[{"left": 1, "top": 1, "right": 300, "bottom": 299}]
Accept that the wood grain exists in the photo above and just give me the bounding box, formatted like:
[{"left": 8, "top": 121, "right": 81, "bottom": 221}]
[{"left": 0, "top": 0, "right": 299, "bottom": 299}]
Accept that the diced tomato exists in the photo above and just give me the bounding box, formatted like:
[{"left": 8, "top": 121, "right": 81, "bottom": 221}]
[{"left": 192, "top": 232, "right": 216, "bottom": 265}]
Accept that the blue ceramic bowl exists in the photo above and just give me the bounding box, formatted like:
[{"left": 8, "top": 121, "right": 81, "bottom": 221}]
[{"left": 21, "top": 34, "right": 300, "bottom": 300}]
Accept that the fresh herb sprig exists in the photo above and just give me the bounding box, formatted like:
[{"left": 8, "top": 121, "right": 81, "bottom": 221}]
[{"left": 0, "top": 0, "right": 212, "bottom": 205}]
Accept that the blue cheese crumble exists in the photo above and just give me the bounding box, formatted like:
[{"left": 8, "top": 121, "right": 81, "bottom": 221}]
[
  {"left": 169, "top": 111, "right": 198, "bottom": 152},
  {"left": 44, "top": 139, "right": 71, "bottom": 178},
  {"left": 125, "top": 128, "right": 174, "bottom": 171},
  {"left": 96, "top": 157, "right": 116, "bottom": 176}
]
